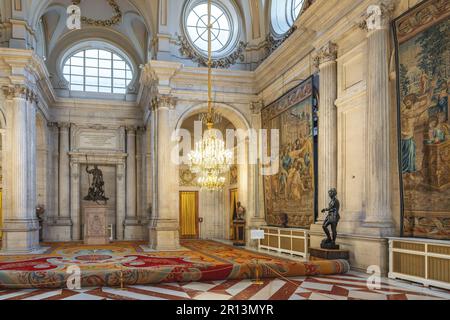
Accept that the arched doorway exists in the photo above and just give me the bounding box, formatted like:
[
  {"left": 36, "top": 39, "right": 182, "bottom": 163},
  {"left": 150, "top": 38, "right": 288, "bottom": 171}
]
[{"left": 176, "top": 103, "right": 252, "bottom": 241}]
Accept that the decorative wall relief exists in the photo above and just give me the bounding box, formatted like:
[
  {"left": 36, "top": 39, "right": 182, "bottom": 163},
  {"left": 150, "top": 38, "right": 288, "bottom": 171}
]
[
  {"left": 179, "top": 166, "right": 197, "bottom": 187},
  {"left": 262, "top": 77, "right": 317, "bottom": 228},
  {"left": 177, "top": 35, "right": 248, "bottom": 69},
  {"left": 394, "top": 0, "right": 450, "bottom": 240},
  {"left": 229, "top": 164, "right": 238, "bottom": 185}
]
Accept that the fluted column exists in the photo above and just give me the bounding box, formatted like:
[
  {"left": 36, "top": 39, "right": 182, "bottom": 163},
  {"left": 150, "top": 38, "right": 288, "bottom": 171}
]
[
  {"left": 70, "top": 162, "right": 81, "bottom": 240},
  {"left": 362, "top": 2, "right": 395, "bottom": 232},
  {"left": 57, "top": 122, "right": 72, "bottom": 239},
  {"left": 314, "top": 42, "right": 338, "bottom": 222},
  {"left": 149, "top": 95, "right": 180, "bottom": 250},
  {"left": 116, "top": 162, "right": 126, "bottom": 240},
  {"left": 1, "top": 86, "right": 40, "bottom": 253},
  {"left": 136, "top": 127, "right": 145, "bottom": 220},
  {"left": 126, "top": 126, "right": 137, "bottom": 219}
]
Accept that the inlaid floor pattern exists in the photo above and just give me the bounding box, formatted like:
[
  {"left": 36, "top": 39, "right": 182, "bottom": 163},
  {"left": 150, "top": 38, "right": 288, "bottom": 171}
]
[{"left": 1, "top": 271, "right": 449, "bottom": 300}]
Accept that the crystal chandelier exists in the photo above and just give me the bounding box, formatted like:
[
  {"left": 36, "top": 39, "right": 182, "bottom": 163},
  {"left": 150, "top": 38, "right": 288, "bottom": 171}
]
[{"left": 187, "top": 0, "right": 233, "bottom": 191}]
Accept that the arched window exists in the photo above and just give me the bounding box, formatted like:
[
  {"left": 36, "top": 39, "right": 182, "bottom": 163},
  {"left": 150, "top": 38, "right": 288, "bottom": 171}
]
[
  {"left": 182, "top": 0, "right": 241, "bottom": 58},
  {"left": 271, "top": 0, "right": 306, "bottom": 35},
  {"left": 63, "top": 48, "right": 134, "bottom": 94}
]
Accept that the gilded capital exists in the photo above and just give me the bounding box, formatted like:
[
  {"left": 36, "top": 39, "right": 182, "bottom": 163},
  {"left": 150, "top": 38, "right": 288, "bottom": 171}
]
[{"left": 313, "top": 42, "right": 338, "bottom": 69}]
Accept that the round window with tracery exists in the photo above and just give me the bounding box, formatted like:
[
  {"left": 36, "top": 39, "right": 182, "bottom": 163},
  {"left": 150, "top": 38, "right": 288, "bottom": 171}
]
[{"left": 183, "top": 0, "right": 240, "bottom": 58}]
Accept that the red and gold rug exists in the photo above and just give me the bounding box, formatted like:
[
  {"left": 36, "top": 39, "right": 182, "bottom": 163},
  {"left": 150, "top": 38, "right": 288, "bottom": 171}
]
[{"left": 0, "top": 241, "right": 349, "bottom": 289}]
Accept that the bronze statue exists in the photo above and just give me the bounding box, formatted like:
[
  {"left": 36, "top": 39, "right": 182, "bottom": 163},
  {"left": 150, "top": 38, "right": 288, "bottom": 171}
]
[
  {"left": 321, "top": 188, "right": 340, "bottom": 250},
  {"left": 84, "top": 165, "right": 109, "bottom": 204}
]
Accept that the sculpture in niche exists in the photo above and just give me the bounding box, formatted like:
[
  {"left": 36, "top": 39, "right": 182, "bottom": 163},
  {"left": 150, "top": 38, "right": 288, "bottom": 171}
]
[
  {"left": 321, "top": 188, "right": 340, "bottom": 250},
  {"left": 84, "top": 165, "right": 109, "bottom": 204},
  {"left": 236, "top": 202, "right": 246, "bottom": 221}
]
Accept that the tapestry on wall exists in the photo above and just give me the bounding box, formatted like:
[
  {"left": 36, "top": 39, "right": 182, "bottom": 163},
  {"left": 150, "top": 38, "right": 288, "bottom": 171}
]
[
  {"left": 394, "top": 0, "right": 450, "bottom": 240},
  {"left": 262, "top": 77, "right": 318, "bottom": 228}
]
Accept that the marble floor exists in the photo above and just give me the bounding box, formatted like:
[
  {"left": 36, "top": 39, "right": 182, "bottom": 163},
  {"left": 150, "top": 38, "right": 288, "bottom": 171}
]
[{"left": 1, "top": 271, "right": 449, "bottom": 300}]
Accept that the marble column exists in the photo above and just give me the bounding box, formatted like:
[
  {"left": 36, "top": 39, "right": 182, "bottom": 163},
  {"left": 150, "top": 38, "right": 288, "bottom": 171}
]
[
  {"left": 1, "top": 86, "right": 40, "bottom": 254},
  {"left": 70, "top": 162, "right": 81, "bottom": 240},
  {"left": 57, "top": 122, "right": 72, "bottom": 240},
  {"left": 149, "top": 95, "right": 180, "bottom": 250},
  {"left": 136, "top": 127, "right": 145, "bottom": 221},
  {"left": 126, "top": 126, "right": 137, "bottom": 219},
  {"left": 47, "top": 123, "right": 60, "bottom": 226},
  {"left": 124, "top": 126, "right": 139, "bottom": 240},
  {"left": 247, "top": 101, "right": 266, "bottom": 246},
  {"left": 315, "top": 42, "right": 338, "bottom": 222},
  {"left": 116, "top": 163, "right": 126, "bottom": 240},
  {"left": 362, "top": 2, "right": 395, "bottom": 233}
]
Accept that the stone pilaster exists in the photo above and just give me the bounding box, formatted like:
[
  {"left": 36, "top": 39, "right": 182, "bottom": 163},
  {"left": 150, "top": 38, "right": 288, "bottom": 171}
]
[
  {"left": 116, "top": 161, "right": 126, "bottom": 241},
  {"left": 124, "top": 125, "right": 143, "bottom": 240},
  {"left": 56, "top": 122, "right": 72, "bottom": 240},
  {"left": 1, "top": 85, "right": 41, "bottom": 254},
  {"left": 308, "top": 42, "right": 338, "bottom": 248},
  {"left": 247, "top": 100, "right": 267, "bottom": 247},
  {"left": 70, "top": 162, "right": 81, "bottom": 240},
  {"left": 362, "top": 1, "right": 395, "bottom": 235},
  {"left": 315, "top": 41, "right": 338, "bottom": 221},
  {"left": 148, "top": 95, "right": 180, "bottom": 250}
]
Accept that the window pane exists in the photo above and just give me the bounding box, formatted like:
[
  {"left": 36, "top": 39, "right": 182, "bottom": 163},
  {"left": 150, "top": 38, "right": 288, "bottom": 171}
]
[
  {"left": 70, "top": 57, "right": 84, "bottom": 66},
  {"left": 85, "top": 77, "right": 98, "bottom": 86},
  {"left": 71, "top": 75, "right": 84, "bottom": 85},
  {"left": 98, "top": 59, "right": 110, "bottom": 68},
  {"left": 70, "top": 84, "right": 83, "bottom": 91},
  {"left": 99, "top": 50, "right": 111, "bottom": 59},
  {"left": 63, "top": 66, "right": 70, "bottom": 74},
  {"left": 114, "top": 69, "right": 126, "bottom": 78},
  {"left": 85, "top": 49, "right": 99, "bottom": 58},
  {"left": 113, "top": 88, "right": 126, "bottom": 94},
  {"left": 113, "top": 79, "right": 125, "bottom": 87},
  {"left": 99, "top": 86, "right": 112, "bottom": 93},
  {"left": 85, "top": 67, "right": 98, "bottom": 77},
  {"left": 85, "top": 86, "right": 99, "bottom": 92},
  {"left": 113, "top": 60, "right": 125, "bottom": 69},
  {"left": 98, "top": 68, "right": 111, "bottom": 77},
  {"left": 99, "top": 77, "right": 111, "bottom": 86},
  {"left": 71, "top": 66, "right": 84, "bottom": 75},
  {"left": 74, "top": 51, "right": 84, "bottom": 58},
  {"left": 85, "top": 58, "right": 98, "bottom": 67}
]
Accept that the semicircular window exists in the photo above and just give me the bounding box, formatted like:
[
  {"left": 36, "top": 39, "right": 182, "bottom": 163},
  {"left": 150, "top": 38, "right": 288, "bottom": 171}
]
[{"left": 63, "top": 49, "right": 133, "bottom": 94}]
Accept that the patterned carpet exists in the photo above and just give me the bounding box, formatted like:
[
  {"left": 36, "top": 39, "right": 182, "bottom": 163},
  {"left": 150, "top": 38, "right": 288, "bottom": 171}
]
[
  {"left": 0, "top": 240, "right": 349, "bottom": 289},
  {"left": 0, "top": 271, "right": 448, "bottom": 300}
]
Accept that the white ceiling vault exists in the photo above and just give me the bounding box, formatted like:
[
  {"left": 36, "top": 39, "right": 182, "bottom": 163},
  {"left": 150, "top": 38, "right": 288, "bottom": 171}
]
[{"left": 12, "top": 1, "right": 280, "bottom": 68}]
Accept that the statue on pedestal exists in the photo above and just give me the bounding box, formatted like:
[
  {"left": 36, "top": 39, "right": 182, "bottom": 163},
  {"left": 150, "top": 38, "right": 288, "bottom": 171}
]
[
  {"left": 84, "top": 165, "right": 109, "bottom": 204},
  {"left": 321, "top": 188, "right": 340, "bottom": 250},
  {"left": 236, "top": 202, "right": 246, "bottom": 221}
]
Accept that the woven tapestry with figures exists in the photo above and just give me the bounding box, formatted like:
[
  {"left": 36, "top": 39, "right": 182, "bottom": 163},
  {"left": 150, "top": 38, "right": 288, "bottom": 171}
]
[
  {"left": 394, "top": 0, "right": 450, "bottom": 240},
  {"left": 262, "top": 77, "right": 317, "bottom": 228}
]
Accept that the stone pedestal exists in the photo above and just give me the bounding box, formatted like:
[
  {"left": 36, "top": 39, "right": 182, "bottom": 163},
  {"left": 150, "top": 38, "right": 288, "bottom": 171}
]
[
  {"left": 83, "top": 203, "right": 109, "bottom": 245},
  {"left": 233, "top": 220, "right": 246, "bottom": 246},
  {"left": 310, "top": 247, "right": 350, "bottom": 260}
]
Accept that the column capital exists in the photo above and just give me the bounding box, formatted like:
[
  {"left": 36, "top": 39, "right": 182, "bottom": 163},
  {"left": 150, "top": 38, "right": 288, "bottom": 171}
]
[
  {"left": 47, "top": 122, "right": 58, "bottom": 129},
  {"left": 2, "top": 85, "right": 38, "bottom": 102},
  {"left": 137, "top": 126, "right": 147, "bottom": 133},
  {"left": 313, "top": 42, "right": 338, "bottom": 69},
  {"left": 152, "top": 94, "right": 177, "bottom": 111},
  {"left": 358, "top": 0, "right": 395, "bottom": 32},
  {"left": 125, "top": 125, "right": 137, "bottom": 133},
  {"left": 250, "top": 100, "right": 264, "bottom": 115},
  {"left": 58, "top": 122, "right": 71, "bottom": 130}
]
